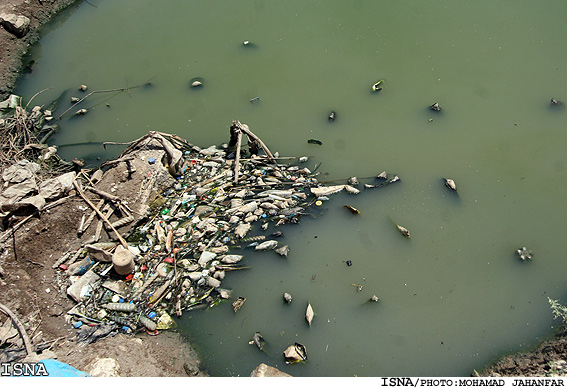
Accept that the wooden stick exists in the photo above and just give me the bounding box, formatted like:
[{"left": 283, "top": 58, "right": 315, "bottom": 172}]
[
  {"left": 87, "top": 186, "right": 121, "bottom": 203},
  {"left": 79, "top": 199, "right": 104, "bottom": 235},
  {"left": 94, "top": 203, "right": 111, "bottom": 242},
  {"left": 234, "top": 130, "right": 243, "bottom": 184},
  {"left": 73, "top": 180, "right": 128, "bottom": 248},
  {"left": 56, "top": 87, "right": 141, "bottom": 121}
]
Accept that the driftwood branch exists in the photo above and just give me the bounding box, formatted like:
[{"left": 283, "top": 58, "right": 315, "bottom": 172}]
[
  {"left": 230, "top": 120, "right": 279, "bottom": 183},
  {"left": 73, "top": 180, "right": 128, "bottom": 248}
]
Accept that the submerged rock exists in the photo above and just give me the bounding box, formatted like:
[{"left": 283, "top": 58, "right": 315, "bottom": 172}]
[{"left": 250, "top": 363, "right": 291, "bottom": 377}]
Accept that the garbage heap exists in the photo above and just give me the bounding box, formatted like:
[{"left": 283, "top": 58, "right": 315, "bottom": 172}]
[{"left": 56, "top": 123, "right": 389, "bottom": 338}]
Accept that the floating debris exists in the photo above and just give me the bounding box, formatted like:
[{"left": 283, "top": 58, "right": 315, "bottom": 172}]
[
  {"left": 444, "top": 178, "right": 457, "bottom": 192},
  {"left": 311, "top": 185, "right": 344, "bottom": 197},
  {"left": 283, "top": 292, "right": 292, "bottom": 304},
  {"left": 275, "top": 245, "right": 290, "bottom": 257},
  {"left": 44, "top": 123, "right": 391, "bottom": 337},
  {"left": 344, "top": 185, "right": 360, "bottom": 195},
  {"left": 305, "top": 303, "right": 314, "bottom": 326},
  {"left": 364, "top": 172, "right": 400, "bottom": 190},
  {"left": 516, "top": 247, "right": 533, "bottom": 261},
  {"left": 371, "top": 79, "right": 384, "bottom": 92},
  {"left": 396, "top": 224, "right": 411, "bottom": 238},
  {"left": 283, "top": 342, "right": 307, "bottom": 364},
  {"left": 307, "top": 139, "right": 322, "bottom": 145},
  {"left": 328, "top": 111, "right": 336, "bottom": 122},
  {"left": 249, "top": 331, "right": 266, "bottom": 351},
  {"left": 347, "top": 176, "right": 359, "bottom": 186},
  {"left": 352, "top": 283, "right": 363, "bottom": 292},
  {"left": 232, "top": 296, "right": 247, "bottom": 312},
  {"left": 255, "top": 240, "right": 278, "bottom": 251},
  {"left": 431, "top": 102, "right": 441, "bottom": 111},
  {"left": 344, "top": 205, "right": 360, "bottom": 215},
  {"left": 190, "top": 77, "right": 204, "bottom": 88}
]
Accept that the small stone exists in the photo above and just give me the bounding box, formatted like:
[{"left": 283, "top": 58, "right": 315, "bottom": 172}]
[{"left": 0, "top": 13, "right": 30, "bottom": 37}]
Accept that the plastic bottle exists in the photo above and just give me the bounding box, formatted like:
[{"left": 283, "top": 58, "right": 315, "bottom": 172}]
[{"left": 66, "top": 257, "right": 95, "bottom": 276}]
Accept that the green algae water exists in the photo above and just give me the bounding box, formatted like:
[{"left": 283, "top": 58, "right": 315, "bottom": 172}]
[{"left": 14, "top": 0, "right": 567, "bottom": 376}]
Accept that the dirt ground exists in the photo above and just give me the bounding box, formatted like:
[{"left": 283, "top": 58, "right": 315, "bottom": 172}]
[
  {"left": 1, "top": 0, "right": 82, "bottom": 100},
  {"left": 0, "top": 134, "right": 207, "bottom": 376},
  {"left": 2, "top": 0, "right": 567, "bottom": 379}
]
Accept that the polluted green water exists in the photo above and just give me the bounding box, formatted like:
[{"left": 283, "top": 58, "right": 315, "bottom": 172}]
[{"left": 14, "top": 0, "right": 567, "bottom": 377}]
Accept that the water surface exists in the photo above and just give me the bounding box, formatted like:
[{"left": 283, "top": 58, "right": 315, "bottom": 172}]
[{"left": 14, "top": 0, "right": 567, "bottom": 376}]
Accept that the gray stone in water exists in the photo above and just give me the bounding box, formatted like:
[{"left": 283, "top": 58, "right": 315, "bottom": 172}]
[{"left": 250, "top": 363, "right": 291, "bottom": 377}]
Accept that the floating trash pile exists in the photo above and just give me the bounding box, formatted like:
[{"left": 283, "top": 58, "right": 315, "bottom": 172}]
[{"left": 56, "top": 123, "right": 396, "bottom": 338}]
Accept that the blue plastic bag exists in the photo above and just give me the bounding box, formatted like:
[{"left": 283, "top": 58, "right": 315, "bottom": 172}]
[{"left": 37, "top": 359, "right": 90, "bottom": 377}]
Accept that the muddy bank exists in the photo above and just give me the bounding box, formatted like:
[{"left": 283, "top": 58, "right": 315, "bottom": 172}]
[
  {"left": 0, "top": 0, "right": 80, "bottom": 99},
  {"left": 0, "top": 133, "right": 208, "bottom": 376}
]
